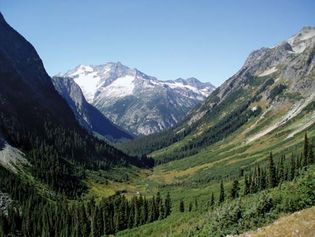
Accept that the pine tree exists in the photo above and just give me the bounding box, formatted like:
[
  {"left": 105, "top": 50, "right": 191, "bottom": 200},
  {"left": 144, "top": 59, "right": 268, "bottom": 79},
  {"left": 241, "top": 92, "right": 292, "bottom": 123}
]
[
  {"left": 304, "top": 133, "right": 309, "bottom": 166},
  {"left": 278, "top": 155, "right": 285, "bottom": 184},
  {"left": 308, "top": 145, "right": 314, "bottom": 164},
  {"left": 219, "top": 180, "right": 225, "bottom": 203},
  {"left": 164, "top": 192, "right": 171, "bottom": 217},
  {"left": 268, "top": 152, "right": 277, "bottom": 188},
  {"left": 290, "top": 154, "right": 296, "bottom": 180},
  {"left": 155, "top": 192, "right": 161, "bottom": 219},
  {"left": 260, "top": 169, "right": 267, "bottom": 191},
  {"left": 158, "top": 202, "right": 165, "bottom": 220},
  {"left": 143, "top": 198, "right": 148, "bottom": 223},
  {"left": 194, "top": 198, "right": 199, "bottom": 211},
  {"left": 127, "top": 203, "right": 135, "bottom": 228},
  {"left": 188, "top": 202, "right": 193, "bottom": 212},
  {"left": 244, "top": 175, "right": 250, "bottom": 195},
  {"left": 179, "top": 200, "right": 185, "bottom": 212},
  {"left": 230, "top": 180, "right": 240, "bottom": 199},
  {"left": 149, "top": 196, "right": 156, "bottom": 222},
  {"left": 210, "top": 192, "right": 215, "bottom": 209}
]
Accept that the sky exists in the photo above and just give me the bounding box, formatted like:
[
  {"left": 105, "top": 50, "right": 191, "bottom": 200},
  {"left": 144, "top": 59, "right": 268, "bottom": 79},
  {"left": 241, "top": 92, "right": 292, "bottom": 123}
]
[{"left": 1, "top": 0, "right": 315, "bottom": 86}]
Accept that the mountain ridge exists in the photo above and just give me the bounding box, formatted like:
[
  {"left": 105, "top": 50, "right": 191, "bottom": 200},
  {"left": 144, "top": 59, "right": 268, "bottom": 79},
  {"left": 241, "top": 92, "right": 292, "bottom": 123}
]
[
  {"left": 57, "top": 62, "right": 215, "bottom": 135},
  {"left": 119, "top": 26, "right": 315, "bottom": 161}
]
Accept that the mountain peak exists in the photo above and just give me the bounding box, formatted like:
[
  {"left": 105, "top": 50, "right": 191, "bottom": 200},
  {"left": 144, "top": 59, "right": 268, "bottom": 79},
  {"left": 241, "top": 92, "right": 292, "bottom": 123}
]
[
  {"left": 284, "top": 26, "right": 315, "bottom": 53},
  {"left": 288, "top": 26, "right": 315, "bottom": 43},
  {"left": 58, "top": 62, "right": 215, "bottom": 135}
]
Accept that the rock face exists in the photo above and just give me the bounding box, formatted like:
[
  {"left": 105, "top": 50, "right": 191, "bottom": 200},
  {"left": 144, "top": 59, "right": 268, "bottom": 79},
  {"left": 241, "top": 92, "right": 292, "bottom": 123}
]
[
  {"left": 57, "top": 63, "right": 215, "bottom": 135},
  {"left": 52, "top": 76, "right": 133, "bottom": 141}
]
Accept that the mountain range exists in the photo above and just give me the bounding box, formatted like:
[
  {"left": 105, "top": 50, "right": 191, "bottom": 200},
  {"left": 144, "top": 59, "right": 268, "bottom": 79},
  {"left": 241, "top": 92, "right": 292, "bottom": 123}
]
[{"left": 57, "top": 63, "right": 215, "bottom": 135}]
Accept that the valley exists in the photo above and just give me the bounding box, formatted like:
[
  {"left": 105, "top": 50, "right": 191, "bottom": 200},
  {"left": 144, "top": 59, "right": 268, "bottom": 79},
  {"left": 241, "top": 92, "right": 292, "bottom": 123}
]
[{"left": 0, "top": 4, "right": 314, "bottom": 237}]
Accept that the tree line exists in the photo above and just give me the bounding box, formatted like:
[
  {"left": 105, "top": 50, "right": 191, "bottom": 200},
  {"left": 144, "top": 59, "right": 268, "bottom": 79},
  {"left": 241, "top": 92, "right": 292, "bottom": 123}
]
[
  {"left": 0, "top": 165, "right": 172, "bottom": 237},
  {"left": 178, "top": 133, "right": 314, "bottom": 211},
  {"left": 0, "top": 112, "right": 154, "bottom": 198}
]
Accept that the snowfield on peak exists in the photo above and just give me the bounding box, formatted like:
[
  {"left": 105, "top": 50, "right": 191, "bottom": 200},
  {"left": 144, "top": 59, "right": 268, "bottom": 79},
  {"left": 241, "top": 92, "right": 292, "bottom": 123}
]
[
  {"left": 57, "top": 62, "right": 215, "bottom": 135},
  {"left": 102, "top": 75, "right": 135, "bottom": 98}
]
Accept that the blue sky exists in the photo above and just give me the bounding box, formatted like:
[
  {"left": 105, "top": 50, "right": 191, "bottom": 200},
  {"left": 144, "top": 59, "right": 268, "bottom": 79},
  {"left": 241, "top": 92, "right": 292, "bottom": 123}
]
[{"left": 1, "top": 0, "right": 315, "bottom": 86}]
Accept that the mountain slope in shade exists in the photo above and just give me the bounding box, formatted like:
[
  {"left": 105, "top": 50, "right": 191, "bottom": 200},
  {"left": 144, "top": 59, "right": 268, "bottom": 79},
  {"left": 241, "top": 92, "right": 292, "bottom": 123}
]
[
  {"left": 52, "top": 76, "right": 133, "bottom": 141},
  {"left": 57, "top": 63, "right": 215, "bottom": 135},
  {"left": 0, "top": 11, "right": 149, "bottom": 181}
]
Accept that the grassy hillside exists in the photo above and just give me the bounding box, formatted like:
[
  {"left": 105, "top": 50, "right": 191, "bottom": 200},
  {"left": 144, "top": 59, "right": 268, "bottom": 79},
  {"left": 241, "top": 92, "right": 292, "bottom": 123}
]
[
  {"left": 238, "top": 206, "right": 315, "bottom": 237},
  {"left": 116, "top": 165, "right": 315, "bottom": 237},
  {"left": 84, "top": 126, "right": 315, "bottom": 236}
]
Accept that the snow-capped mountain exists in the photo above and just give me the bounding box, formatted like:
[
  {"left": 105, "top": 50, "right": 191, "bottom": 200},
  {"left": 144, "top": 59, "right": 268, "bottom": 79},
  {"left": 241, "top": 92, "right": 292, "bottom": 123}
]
[{"left": 57, "top": 63, "right": 215, "bottom": 135}]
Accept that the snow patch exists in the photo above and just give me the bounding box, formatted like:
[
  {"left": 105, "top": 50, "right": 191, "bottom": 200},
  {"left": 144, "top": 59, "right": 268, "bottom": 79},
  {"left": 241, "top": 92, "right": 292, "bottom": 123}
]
[
  {"left": 257, "top": 67, "right": 278, "bottom": 77},
  {"left": 73, "top": 71, "right": 101, "bottom": 102},
  {"left": 102, "top": 75, "right": 135, "bottom": 98}
]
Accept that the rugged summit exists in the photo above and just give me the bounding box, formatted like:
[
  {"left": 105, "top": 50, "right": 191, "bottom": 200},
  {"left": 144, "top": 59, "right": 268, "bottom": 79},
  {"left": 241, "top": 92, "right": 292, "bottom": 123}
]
[{"left": 57, "top": 63, "right": 215, "bottom": 135}]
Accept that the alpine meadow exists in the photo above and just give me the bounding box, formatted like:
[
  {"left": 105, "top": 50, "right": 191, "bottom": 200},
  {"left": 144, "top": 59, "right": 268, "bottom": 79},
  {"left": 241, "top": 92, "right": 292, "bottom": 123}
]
[{"left": 0, "top": 1, "right": 315, "bottom": 237}]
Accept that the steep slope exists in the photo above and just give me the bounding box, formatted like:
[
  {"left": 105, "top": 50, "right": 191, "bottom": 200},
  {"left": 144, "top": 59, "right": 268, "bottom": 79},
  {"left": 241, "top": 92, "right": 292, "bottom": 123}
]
[
  {"left": 52, "top": 76, "right": 133, "bottom": 141},
  {"left": 120, "top": 26, "right": 315, "bottom": 161},
  {"left": 57, "top": 63, "right": 215, "bottom": 135},
  {"left": 0, "top": 12, "right": 151, "bottom": 197}
]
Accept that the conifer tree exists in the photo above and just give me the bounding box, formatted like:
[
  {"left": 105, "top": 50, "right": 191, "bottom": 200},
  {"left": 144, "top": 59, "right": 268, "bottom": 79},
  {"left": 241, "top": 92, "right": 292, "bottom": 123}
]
[
  {"left": 179, "top": 200, "right": 185, "bottom": 212},
  {"left": 219, "top": 180, "right": 225, "bottom": 203},
  {"left": 289, "top": 153, "right": 295, "bottom": 180},
  {"left": 164, "top": 192, "right": 172, "bottom": 217},
  {"left": 155, "top": 192, "right": 161, "bottom": 219},
  {"left": 149, "top": 196, "right": 156, "bottom": 222},
  {"left": 278, "top": 155, "right": 285, "bottom": 184},
  {"left": 260, "top": 169, "right": 267, "bottom": 191},
  {"left": 194, "top": 198, "right": 199, "bottom": 210},
  {"left": 244, "top": 175, "right": 250, "bottom": 195},
  {"left": 189, "top": 202, "right": 193, "bottom": 212},
  {"left": 210, "top": 192, "right": 215, "bottom": 208},
  {"left": 304, "top": 133, "right": 309, "bottom": 166},
  {"left": 158, "top": 202, "right": 165, "bottom": 220},
  {"left": 308, "top": 145, "right": 314, "bottom": 164},
  {"left": 230, "top": 180, "right": 240, "bottom": 199},
  {"left": 268, "top": 152, "right": 277, "bottom": 188}
]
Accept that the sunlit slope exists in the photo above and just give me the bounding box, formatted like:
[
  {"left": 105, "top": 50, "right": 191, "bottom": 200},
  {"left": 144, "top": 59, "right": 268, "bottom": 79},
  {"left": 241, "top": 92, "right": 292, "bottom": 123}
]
[
  {"left": 147, "top": 27, "right": 315, "bottom": 163},
  {"left": 238, "top": 206, "right": 315, "bottom": 237}
]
